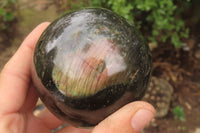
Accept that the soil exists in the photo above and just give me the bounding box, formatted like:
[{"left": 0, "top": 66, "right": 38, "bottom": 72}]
[
  {"left": 144, "top": 41, "right": 200, "bottom": 133},
  {"left": 0, "top": 1, "right": 200, "bottom": 133}
]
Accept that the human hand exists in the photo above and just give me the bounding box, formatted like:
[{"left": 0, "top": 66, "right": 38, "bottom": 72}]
[{"left": 0, "top": 22, "right": 155, "bottom": 133}]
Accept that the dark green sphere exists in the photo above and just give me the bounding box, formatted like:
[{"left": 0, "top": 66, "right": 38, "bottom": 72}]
[{"left": 32, "top": 8, "right": 152, "bottom": 127}]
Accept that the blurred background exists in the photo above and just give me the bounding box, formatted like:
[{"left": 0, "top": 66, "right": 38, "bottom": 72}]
[{"left": 0, "top": 0, "right": 200, "bottom": 133}]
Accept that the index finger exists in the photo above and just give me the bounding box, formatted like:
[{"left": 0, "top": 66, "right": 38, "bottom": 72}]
[{"left": 0, "top": 22, "right": 50, "bottom": 116}]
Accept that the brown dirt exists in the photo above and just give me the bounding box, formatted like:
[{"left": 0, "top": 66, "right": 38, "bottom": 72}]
[{"left": 144, "top": 42, "right": 200, "bottom": 133}]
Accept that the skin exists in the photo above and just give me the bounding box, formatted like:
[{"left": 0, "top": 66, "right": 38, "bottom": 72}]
[{"left": 0, "top": 22, "right": 155, "bottom": 133}]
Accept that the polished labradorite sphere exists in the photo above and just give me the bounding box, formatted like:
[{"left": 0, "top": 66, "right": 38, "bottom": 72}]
[{"left": 32, "top": 8, "right": 152, "bottom": 127}]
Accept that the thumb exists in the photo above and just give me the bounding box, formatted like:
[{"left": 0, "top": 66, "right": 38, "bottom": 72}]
[{"left": 92, "top": 101, "right": 155, "bottom": 133}]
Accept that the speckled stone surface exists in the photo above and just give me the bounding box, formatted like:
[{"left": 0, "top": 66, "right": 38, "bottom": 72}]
[{"left": 142, "top": 76, "right": 173, "bottom": 118}]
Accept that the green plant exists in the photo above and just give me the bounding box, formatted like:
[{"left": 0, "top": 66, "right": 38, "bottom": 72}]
[
  {"left": 0, "top": 0, "right": 18, "bottom": 30},
  {"left": 173, "top": 106, "right": 186, "bottom": 121},
  {"left": 67, "top": 0, "right": 191, "bottom": 47}
]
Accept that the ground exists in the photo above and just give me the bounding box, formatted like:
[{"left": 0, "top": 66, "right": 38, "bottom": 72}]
[
  {"left": 0, "top": 1, "right": 200, "bottom": 133},
  {"left": 144, "top": 43, "right": 200, "bottom": 133}
]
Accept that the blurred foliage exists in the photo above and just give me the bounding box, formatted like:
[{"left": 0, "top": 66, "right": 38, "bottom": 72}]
[
  {"left": 173, "top": 106, "right": 186, "bottom": 121},
  {"left": 0, "top": 0, "right": 18, "bottom": 31},
  {"left": 62, "top": 0, "right": 193, "bottom": 48}
]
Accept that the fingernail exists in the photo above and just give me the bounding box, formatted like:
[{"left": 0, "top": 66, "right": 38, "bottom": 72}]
[{"left": 131, "top": 109, "right": 154, "bottom": 132}]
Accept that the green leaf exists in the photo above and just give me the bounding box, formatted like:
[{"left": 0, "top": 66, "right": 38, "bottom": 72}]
[
  {"left": 0, "top": 7, "right": 4, "bottom": 16},
  {"left": 173, "top": 106, "right": 186, "bottom": 121},
  {"left": 180, "top": 28, "right": 189, "bottom": 38},
  {"left": 171, "top": 33, "right": 183, "bottom": 47},
  {"left": 148, "top": 36, "right": 157, "bottom": 44},
  {"left": 152, "top": 29, "right": 159, "bottom": 36},
  {"left": 3, "top": 12, "right": 14, "bottom": 21},
  {"left": 175, "top": 20, "right": 184, "bottom": 31},
  {"left": 161, "top": 35, "right": 169, "bottom": 42}
]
